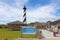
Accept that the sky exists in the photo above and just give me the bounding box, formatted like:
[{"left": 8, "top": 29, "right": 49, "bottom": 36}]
[{"left": 0, "top": 0, "right": 60, "bottom": 24}]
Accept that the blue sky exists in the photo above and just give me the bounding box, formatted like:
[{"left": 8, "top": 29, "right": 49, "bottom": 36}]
[
  {"left": 26, "top": 0, "right": 51, "bottom": 9},
  {"left": 0, "top": 0, "right": 60, "bottom": 24}
]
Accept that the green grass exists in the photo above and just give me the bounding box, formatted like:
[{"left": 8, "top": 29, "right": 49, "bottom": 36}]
[
  {"left": 0, "top": 29, "right": 21, "bottom": 40},
  {"left": 22, "top": 34, "right": 37, "bottom": 38},
  {"left": 0, "top": 29, "right": 37, "bottom": 40}
]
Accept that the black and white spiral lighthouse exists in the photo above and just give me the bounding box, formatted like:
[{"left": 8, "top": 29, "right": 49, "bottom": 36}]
[{"left": 23, "top": 6, "right": 27, "bottom": 24}]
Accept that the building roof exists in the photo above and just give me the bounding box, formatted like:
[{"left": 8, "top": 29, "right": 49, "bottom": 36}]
[
  {"left": 7, "top": 21, "right": 24, "bottom": 24},
  {"left": 51, "top": 19, "right": 60, "bottom": 25},
  {"left": 28, "top": 22, "right": 46, "bottom": 26}
]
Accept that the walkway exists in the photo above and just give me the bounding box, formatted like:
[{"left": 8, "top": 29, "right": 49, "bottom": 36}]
[
  {"left": 41, "top": 29, "right": 54, "bottom": 38},
  {"left": 16, "top": 38, "right": 40, "bottom": 40},
  {"left": 41, "top": 29, "right": 60, "bottom": 38}
]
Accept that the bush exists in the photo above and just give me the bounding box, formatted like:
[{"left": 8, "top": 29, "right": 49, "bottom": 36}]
[
  {"left": 0, "top": 26, "right": 2, "bottom": 28},
  {"left": 0, "top": 24, "right": 8, "bottom": 29}
]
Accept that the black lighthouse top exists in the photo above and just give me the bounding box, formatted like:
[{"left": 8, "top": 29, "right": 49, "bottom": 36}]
[{"left": 23, "top": 6, "right": 26, "bottom": 12}]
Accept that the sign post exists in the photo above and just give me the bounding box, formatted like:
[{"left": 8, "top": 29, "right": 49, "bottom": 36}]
[{"left": 21, "top": 26, "right": 36, "bottom": 38}]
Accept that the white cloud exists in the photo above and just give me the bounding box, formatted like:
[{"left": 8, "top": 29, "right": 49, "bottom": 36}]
[
  {"left": 27, "top": 4, "right": 60, "bottom": 23},
  {"left": 0, "top": 1, "right": 33, "bottom": 24},
  {"left": 0, "top": 1, "right": 26, "bottom": 24},
  {"left": 14, "top": 0, "right": 28, "bottom": 7},
  {"left": 0, "top": 0, "right": 60, "bottom": 24}
]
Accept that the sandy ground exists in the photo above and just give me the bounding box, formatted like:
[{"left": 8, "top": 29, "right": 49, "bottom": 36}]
[
  {"left": 16, "top": 38, "right": 40, "bottom": 40},
  {"left": 42, "top": 38, "right": 60, "bottom": 40},
  {"left": 16, "top": 38, "right": 60, "bottom": 40}
]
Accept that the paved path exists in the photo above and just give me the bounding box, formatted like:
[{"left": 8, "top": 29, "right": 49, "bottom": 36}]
[
  {"left": 41, "top": 29, "right": 60, "bottom": 38},
  {"left": 16, "top": 38, "right": 40, "bottom": 40},
  {"left": 41, "top": 29, "right": 54, "bottom": 38},
  {"left": 16, "top": 38, "right": 60, "bottom": 40}
]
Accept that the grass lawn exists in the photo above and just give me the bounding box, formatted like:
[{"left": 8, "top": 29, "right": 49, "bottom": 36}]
[
  {"left": 22, "top": 34, "right": 37, "bottom": 38},
  {"left": 0, "top": 29, "right": 37, "bottom": 40},
  {"left": 0, "top": 29, "right": 21, "bottom": 40}
]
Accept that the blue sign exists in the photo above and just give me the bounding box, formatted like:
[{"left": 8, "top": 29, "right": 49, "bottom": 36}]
[{"left": 22, "top": 26, "right": 36, "bottom": 34}]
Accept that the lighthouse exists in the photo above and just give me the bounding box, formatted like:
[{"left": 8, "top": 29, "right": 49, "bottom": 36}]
[{"left": 23, "top": 6, "right": 27, "bottom": 24}]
